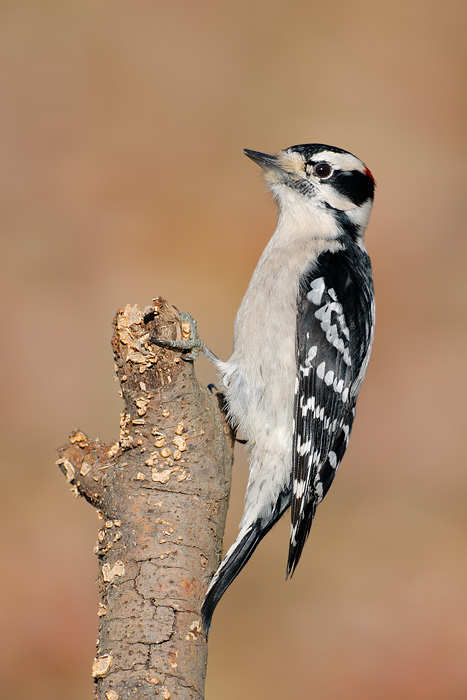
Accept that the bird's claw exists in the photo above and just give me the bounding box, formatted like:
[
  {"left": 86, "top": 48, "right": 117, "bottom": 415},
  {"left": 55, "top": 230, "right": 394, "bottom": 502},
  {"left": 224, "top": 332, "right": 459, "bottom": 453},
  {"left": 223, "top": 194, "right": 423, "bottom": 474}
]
[{"left": 150, "top": 312, "right": 217, "bottom": 363}]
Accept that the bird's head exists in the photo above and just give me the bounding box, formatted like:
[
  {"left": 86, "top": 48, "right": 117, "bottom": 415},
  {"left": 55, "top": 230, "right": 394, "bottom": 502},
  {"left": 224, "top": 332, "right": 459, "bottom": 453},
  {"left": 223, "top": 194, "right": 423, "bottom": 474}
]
[{"left": 244, "top": 144, "right": 375, "bottom": 237}]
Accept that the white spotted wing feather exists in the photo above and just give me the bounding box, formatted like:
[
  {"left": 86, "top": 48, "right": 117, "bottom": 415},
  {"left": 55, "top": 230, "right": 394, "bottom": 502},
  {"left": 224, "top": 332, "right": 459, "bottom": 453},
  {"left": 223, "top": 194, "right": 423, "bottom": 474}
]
[{"left": 288, "top": 247, "right": 374, "bottom": 575}]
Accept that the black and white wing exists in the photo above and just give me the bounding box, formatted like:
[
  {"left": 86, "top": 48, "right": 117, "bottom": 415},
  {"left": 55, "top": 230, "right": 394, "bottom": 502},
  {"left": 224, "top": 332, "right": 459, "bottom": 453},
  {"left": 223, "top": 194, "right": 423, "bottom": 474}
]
[{"left": 287, "top": 246, "right": 374, "bottom": 576}]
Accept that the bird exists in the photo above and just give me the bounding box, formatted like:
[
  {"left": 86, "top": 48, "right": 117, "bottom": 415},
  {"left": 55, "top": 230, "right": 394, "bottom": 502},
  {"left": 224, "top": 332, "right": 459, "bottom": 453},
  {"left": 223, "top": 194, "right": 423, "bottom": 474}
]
[{"left": 156, "top": 143, "right": 376, "bottom": 633}]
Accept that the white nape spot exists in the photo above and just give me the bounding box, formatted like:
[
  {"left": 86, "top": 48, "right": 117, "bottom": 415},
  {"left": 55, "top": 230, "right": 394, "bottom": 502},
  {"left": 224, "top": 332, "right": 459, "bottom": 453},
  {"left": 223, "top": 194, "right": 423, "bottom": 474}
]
[
  {"left": 293, "top": 479, "right": 306, "bottom": 498},
  {"left": 324, "top": 370, "right": 334, "bottom": 386},
  {"left": 346, "top": 199, "right": 373, "bottom": 230},
  {"left": 307, "top": 277, "right": 326, "bottom": 305},
  {"left": 342, "top": 388, "right": 349, "bottom": 403},
  {"left": 329, "top": 451, "right": 337, "bottom": 469},
  {"left": 317, "top": 362, "right": 325, "bottom": 379}
]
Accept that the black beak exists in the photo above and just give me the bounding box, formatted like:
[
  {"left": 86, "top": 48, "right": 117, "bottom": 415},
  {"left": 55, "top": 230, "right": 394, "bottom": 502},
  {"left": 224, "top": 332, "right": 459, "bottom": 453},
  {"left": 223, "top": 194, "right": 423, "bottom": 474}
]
[{"left": 244, "top": 149, "right": 279, "bottom": 170}]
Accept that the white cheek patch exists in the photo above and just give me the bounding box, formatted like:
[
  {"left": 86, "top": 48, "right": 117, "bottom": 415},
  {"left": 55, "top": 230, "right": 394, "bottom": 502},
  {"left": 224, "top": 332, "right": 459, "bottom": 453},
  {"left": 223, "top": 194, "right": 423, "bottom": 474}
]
[
  {"left": 306, "top": 150, "right": 370, "bottom": 213},
  {"left": 345, "top": 199, "right": 373, "bottom": 228},
  {"left": 314, "top": 181, "right": 355, "bottom": 212}
]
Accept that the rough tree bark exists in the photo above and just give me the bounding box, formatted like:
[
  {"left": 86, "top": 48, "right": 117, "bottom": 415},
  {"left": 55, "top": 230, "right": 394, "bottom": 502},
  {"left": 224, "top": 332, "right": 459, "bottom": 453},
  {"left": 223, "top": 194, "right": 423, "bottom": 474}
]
[{"left": 57, "top": 298, "right": 234, "bottom": 700}]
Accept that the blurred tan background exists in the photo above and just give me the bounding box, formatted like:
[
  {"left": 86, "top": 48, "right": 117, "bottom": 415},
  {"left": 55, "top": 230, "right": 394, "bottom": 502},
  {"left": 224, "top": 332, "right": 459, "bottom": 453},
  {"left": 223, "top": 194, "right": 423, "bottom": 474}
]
[{"left": 0, "top": 1, "right": 466, "bottom": 698}]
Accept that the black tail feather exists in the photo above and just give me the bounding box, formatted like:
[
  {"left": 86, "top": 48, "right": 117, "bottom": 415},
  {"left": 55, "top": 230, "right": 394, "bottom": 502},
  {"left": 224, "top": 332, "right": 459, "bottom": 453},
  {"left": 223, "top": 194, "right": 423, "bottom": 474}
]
[
  {"left": 201, "top": 523, "right": 261, "bottom": 634},
  {"left": 286, "top": 500, "right": 316, "bottom": 578},
  {"left": 201, "top": 492, "right": 289, "bottom": 634}
]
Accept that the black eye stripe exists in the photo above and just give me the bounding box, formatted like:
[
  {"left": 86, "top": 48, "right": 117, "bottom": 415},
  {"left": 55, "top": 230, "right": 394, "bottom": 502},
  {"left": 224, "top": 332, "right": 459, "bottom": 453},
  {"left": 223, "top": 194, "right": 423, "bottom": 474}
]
[
  {"left": 332, "top": 170, "right": 375, "bottom": 206},
  {"left": 303, "top": 160, "right": 375, "bottom": 205}
]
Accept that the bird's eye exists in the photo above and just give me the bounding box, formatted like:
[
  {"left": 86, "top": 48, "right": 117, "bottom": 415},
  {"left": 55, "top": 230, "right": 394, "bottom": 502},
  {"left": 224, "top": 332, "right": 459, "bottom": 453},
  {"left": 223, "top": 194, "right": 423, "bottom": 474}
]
[{"left": 312, "top": 162, "right": 333, "bottom": 179}]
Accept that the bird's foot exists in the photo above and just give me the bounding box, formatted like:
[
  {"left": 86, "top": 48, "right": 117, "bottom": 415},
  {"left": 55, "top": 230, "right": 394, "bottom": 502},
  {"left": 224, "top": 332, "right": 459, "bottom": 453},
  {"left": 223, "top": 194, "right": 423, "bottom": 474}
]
[{"left": 151, "top": 312, "right": 218, "bottom": 363}]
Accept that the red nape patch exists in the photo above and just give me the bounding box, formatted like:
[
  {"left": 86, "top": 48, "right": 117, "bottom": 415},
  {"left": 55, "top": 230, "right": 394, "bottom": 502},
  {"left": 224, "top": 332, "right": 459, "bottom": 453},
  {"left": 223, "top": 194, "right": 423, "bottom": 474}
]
[{"left": 363, "top": 166, "right": 375, "bottom": 182}]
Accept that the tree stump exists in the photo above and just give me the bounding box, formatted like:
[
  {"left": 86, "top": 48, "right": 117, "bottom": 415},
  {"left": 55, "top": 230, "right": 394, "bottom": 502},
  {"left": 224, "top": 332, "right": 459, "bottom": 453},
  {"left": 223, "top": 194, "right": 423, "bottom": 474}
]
[{"left": 57, "top": 298, "right": 234, "bottom": 700}]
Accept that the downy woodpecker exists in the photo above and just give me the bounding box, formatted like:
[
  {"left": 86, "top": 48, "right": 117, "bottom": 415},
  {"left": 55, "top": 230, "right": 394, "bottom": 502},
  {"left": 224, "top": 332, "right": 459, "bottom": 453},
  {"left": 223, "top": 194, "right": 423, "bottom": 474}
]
[{"left": 158, "top": 144, "right": 375, "bottom": 633}]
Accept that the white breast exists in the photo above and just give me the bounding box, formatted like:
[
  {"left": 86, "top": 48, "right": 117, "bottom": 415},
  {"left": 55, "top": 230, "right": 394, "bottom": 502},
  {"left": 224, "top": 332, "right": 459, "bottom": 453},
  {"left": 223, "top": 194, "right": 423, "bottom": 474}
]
[{"left": 215, "top": 200, "right": 342, "bottom": 525}]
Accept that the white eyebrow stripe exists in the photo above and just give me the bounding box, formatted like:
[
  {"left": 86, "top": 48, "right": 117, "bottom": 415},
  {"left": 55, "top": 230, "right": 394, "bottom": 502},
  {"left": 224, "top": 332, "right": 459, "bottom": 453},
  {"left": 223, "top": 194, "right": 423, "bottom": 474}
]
[{"left": 310, "top": 151, "right": 365, "bottom": 173}]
